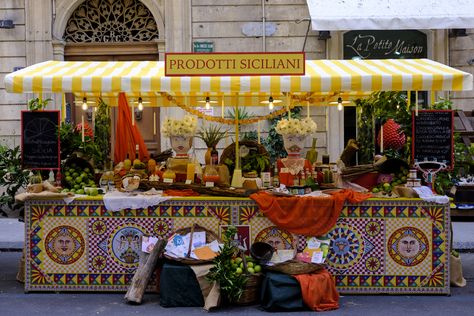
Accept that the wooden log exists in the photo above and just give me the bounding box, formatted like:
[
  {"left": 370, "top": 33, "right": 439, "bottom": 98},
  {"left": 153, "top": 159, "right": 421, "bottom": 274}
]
[
  {"left": 139, "top": 180, "right": 257, "bottom": 197},
  {"left": 124, "top": 237, "right": 167, "bottom": 304}
]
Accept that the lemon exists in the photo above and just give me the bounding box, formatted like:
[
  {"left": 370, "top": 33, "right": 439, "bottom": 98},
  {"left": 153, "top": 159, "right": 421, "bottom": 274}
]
[
  {"left": 247, "top": 267, "right": 255, "bottom": 274},
  {"left": 372, "top": 187, "right": 380, "bottom": 193},
  {"left": 254, "top": 265, "right": 262, "bottom": 273},
  {"left": 235, "top": 267, "right": 243, "bottom": 275},
  {"left": 247, "top": 262, "right": 254, "bottom": 268}
]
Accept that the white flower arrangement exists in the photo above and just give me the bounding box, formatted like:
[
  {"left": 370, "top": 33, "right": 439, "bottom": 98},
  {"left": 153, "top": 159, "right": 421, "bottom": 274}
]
[
  {"left": 161, "top": 115, "right": 198, "bottom": 137},
  {"left": 275, "top": 117, "right": 317, "bottom": 136}
]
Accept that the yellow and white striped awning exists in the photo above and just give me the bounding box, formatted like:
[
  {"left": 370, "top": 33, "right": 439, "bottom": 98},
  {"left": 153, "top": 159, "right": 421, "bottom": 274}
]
[{"left": 5, "top": 58, "right": 472, "bottom": 95}]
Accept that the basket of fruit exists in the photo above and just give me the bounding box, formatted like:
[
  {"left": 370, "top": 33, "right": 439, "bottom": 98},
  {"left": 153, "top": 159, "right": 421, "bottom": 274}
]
[
  {"left": 62, "top": 157, "right": 97, "bottom": 195},
  {"left": 234, "top": 252, "right": 263, "bottom": 305}
]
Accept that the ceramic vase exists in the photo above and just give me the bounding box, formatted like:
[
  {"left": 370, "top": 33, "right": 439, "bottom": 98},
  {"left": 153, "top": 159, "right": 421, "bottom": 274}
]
[
  {"left": 170, "top": 135, "right": 193, "bottom": 157},
  {"left": 282, "top": 134, "right": 306, "bottom": 158}
]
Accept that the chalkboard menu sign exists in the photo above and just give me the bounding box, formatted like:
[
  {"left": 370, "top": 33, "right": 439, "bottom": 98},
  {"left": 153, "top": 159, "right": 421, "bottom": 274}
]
[
  {"left": 412, "top": 110, "right": 454, "bottom": 169},
  {"left": 21, "top": 110, "right": 60, "bottom": 170}
]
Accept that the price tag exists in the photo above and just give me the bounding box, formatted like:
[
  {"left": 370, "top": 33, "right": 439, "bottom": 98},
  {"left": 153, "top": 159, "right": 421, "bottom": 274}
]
[
  {"left": 185, "top": 180, "right": 192, "bottom": 185},
  {"left": 311, "top": 251, "right": 324, "bottom": 264},
  {"left": 205, "top": 182, "right": 215, "bottom": 187},
  {"left": 163, "top": 178, "right": 173, "bottom": 184}
]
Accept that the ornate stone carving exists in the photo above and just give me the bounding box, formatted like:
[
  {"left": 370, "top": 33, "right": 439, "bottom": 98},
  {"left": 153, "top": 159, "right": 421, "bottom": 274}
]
[{"left": 63, "top": 0, "right": 159, "bottom": 43}]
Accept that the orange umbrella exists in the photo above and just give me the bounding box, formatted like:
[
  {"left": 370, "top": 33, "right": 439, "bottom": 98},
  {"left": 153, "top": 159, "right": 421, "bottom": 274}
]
[{"left": 114, "top": 92, "right": 150, "bottom": 163}]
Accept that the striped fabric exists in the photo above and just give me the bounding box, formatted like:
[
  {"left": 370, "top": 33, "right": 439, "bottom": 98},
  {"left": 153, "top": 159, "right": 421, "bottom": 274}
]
[{"left": 4, "top": 59, "right": 472, "bottom": 94}]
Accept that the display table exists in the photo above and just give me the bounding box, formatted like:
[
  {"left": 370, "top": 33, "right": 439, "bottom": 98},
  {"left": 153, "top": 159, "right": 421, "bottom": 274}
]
[{"left": 24, "top": 196, "right": 450, "bottom": 294}]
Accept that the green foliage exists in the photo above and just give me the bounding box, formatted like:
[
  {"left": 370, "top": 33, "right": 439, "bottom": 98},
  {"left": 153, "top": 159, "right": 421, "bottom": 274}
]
[
  {"left": 59, "top": 122, "right": 82, "bottom": 160},
  {"left": 263, "top": 107, "right": 302, "bottom": 163},
  {"left": 28, "top": 97, "right": 52, "bottom": 111},
  {"left": 224, "top": 152, "right": 270, "bottom": 176},
  {"left": 227, "top": 107, "right": 254, "bottom": 122},
  {"left": 197, "top": 124, "right": 228, "bottom": 148},
  {"left": 207, "top": 226, "right": 248, "bottom": 303},
  {"left": 355, "top": 91, "right": 412, "bottom": 164},
  {"left": 0, "top": 145, "right": 30, "bottom": 213},
  {"left": 59, "top": 99, "right": 111, "bottom": 170},
  {"left": 434, "top": 134, "right": 474, "bottom": 194},
  {"left": 432, "top": 97, "right": 453, "bottom": 110},
  {"left": 94, "top": 98, "right": 111, "bottom": 169}
]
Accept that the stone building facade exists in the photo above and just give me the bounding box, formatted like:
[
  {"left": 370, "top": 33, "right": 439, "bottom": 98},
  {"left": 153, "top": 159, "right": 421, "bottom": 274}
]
[{"left": 0, "top": 0, "right": 472, "bottom": 161}]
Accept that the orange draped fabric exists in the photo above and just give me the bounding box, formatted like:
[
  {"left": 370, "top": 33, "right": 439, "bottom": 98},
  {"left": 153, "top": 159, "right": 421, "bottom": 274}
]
[
  {"left": 294, "top": 269, "right": 339, "bottom": 312},
  {"left": 250, "top": 189, "right": 372, "bottom": 236},
  {"left": 114, "top": 92, "right": 150, "bottom": 163}
]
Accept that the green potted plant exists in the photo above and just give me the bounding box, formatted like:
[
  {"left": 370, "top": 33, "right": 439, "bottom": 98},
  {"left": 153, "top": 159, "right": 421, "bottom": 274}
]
[
  {"left": 28, "top": 97, "right": 52, "bottom": 111},
  {"left": 0, "top": 145, "right": 30, "bottom": 217},
  {"left": 197, "top": 124, "right": 228, "bottom": 165}
]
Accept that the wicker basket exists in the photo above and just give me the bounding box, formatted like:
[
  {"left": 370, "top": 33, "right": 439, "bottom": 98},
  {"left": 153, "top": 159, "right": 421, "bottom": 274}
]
[
  {"left": 233, "top": 250, "right": 263, "bottom": 305},
  {"left": 235, "top": 272, "right": 263, "bottom": 305},
  {"left": 266, "top": 260, "right": 324, "bottom": 275},
  {"left": 164, "top": 224, "right": 221, "bottom": 265}
]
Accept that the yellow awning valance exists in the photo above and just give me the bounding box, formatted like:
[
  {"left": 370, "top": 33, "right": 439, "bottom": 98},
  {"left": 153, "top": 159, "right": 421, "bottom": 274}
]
[{"left": 5, "top": 59, "right": 472, "bottom": 94}]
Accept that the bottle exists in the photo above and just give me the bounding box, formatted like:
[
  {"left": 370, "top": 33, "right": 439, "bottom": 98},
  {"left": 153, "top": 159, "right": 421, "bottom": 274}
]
[
  {"left": 133, "top": 144, "right": 141, "bottom": 166},
  {"left": 211, "top": 146, "right": 219, "bottom": 166},
  {"left": 299, "top": 170, "right": 306, "bottom": 186},
  {"left": 272, "top": 166, "right": 280, "bottom": 188},
  {"left": 48, "top": 169, "right": 55, "bottom": 183},
  {"left": 124, "top": 153, "right": 132, "bottom": 171},
  {"left": 55, "top": 170, "right": 62, "bottom": 187}
]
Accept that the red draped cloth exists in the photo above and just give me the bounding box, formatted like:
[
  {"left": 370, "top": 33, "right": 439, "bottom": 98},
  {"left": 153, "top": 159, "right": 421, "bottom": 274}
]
[
  {"left": 250, "top": 189, "right": 372, "bottom": 236},
  {"left": 294, "top": 269, "right": 339, "bottom": 312},
  {"left": 114, "top": 92, "right": 150, "bottom": 163}
]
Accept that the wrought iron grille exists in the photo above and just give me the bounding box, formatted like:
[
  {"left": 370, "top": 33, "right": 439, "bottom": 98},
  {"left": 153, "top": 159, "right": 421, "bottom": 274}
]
[{"left": 63, "top": 0, "right": 159, "bottom": 42}]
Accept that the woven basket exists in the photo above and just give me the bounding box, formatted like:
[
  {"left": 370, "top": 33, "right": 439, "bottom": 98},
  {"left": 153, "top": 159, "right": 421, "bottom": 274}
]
[
  {"left": 235, "top": 272, "right": 263, "bottom": 305},
  {"left": 233, "top": 250, "right": 263, "bottom": 305},
  {"left": 165, "top": 224, "right": 221, "bottom": 265},
  {"left": 220, "top": 140, "right": 270, "bottom": 176},
  {"left": 266, "top": 260, "right": 324, "bottom": 275}
]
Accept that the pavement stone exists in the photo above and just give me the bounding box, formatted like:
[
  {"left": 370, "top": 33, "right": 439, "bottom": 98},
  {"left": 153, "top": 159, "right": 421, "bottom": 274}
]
[{"left": 0, "top": 251, "right": 473, "bottom": 316}]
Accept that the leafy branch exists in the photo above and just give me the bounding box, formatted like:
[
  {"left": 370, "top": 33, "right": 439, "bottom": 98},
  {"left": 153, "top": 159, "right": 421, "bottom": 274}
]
[{"left": 207, "top": 226, "right": 248, "bottom": 303}]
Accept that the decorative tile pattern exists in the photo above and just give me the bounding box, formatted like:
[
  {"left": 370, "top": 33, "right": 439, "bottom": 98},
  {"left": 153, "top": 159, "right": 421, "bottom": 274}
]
[{"left": 24, "top": 198, "right": 449, "bottom": 294}]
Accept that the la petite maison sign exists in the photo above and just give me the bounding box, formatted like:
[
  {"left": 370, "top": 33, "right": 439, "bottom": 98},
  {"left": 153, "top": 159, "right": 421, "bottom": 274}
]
[
  {"left": 343, "top": 30, "right": 427, "bottom": 60},
  {"left": 165, "top": 52, "right": 305, "bottom": 76}
]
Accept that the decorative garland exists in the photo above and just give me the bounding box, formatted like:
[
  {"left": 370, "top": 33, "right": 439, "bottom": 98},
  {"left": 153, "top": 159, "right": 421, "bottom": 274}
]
[{"left": 160, "top": 92, "right": 298, "bottom": 125}]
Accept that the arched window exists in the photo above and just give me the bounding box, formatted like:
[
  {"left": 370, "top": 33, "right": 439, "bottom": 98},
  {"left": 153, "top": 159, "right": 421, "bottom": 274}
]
[{"left": 63, "top": 0, "right": 159, "bottom": 42}]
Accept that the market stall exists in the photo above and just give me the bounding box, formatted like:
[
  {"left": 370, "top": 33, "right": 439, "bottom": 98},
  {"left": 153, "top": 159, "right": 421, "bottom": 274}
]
[{"left": 5, "top": 56, "right": 472, "bottom": 297}]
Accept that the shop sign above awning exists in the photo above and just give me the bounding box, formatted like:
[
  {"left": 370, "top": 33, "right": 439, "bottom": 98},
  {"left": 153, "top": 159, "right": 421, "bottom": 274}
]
[
  {"left": 4, "top": 59, "right": 472, "bottom": 95},
  {"left": 306, "top": 0, "right": 474, "bottom": 30}
]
